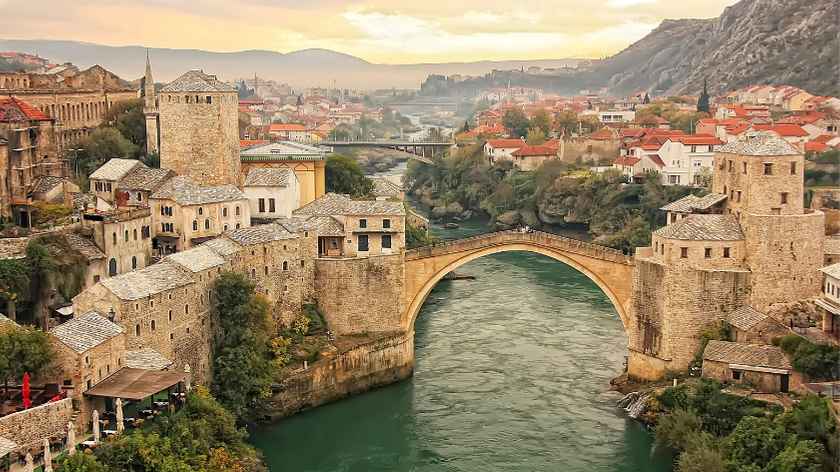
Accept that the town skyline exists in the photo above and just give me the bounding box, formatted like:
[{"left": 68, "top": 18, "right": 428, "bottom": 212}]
[{"left": 0, "top": 0, "right": 741, "bottom": 63}]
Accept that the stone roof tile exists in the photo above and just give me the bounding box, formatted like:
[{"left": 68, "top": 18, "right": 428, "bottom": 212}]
[
  {"left": 654, "top": 214, "right": 744, "bottom": 241},
  {"left": 293, "top": 193, "right": 404, "bottom": 217},
  {"left": 820, "top": 262, "right": 840, "bottom": 280},
  {"left": 370, "top": 177, "right": 402, "bottom": 198},
  {"left": 660, "top": 193, "right": 727, "bottom": 212},
  {"left": 726, "top": 306, "right": 772, "bottom": 332},
  {"left": 101, "top": 261, "right": 194, "bottom": 300},
  {"left": 165, "top": 246, "right": 226, "bottom": 272},
  {"left": 160, "top": 70, "right": 236, "bottom": 93},
  {"left": 225, "top": 224, "right": 299, "bottom": 246},
  {"left": 118, "top": 167, "right": 175, "bottom": 192},
  {"left": 200, "top": 237, "right": 242, "bottom": 257},
  {"left": 65, "top": 233, "right": 105, "bottom": 261},
  {"left": 50, "top": 311, "right": 124, "bottom": 354},
  {"left": 125, "top": 349, "right": 173, "bottom": 370},
  {"left": 151, "top": 176, "right": 246, "bottom": 206},
  {"left": 31, "top": 175, "right": 66, "bottom": 194},
  {"left": 244, "top": 168, "right": 292, "bottom": 187},
  {"left": 89, "top": 158, "right": 142, "bottom": 181},
  {"left": 717, "top": 131, "right": 800, "bottom": 156},
  {"left": 703, "top": 340, "right": 792, "bottom": 370}
]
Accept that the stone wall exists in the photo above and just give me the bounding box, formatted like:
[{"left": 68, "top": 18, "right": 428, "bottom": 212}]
[
  {"left": 742, "top": 211, "right": 824, "bottom": 312},
  {"left": 702, "top": 359, "right": 804, "bottom": 393},
  {"left": 713, "top": 152, "right": 805, "bottom": 216},
  {"left": 315, "top": 254, "right": 404, "bottom": 335},
  {"left": 0, "top": 398, "right": 73, "bottom": 451},
  {"left": 266, "top": 332, "right": 414, "bottom": 419},
  {"left": 159, "top": 92, "right": 241, "bottom": 186}
]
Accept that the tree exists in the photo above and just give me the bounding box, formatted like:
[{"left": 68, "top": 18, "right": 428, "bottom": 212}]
[
  {"left": 461, "top": 120, "right": 471, "bottom": 133},
  {"left": 503, "top": 109, "right": 530, "bottom": 138},
  {"left": 725, "top": 416, "right": 790, "bottom": 470},
  {"left": 26, "top": 240, "right": 56, "bottom": 329},
  {"left": 676, "top": 433, "right": 726, "bottom": 472},
  {"left": 655, "top": 408, "right": 703, "bottom": 451},
  {"left": 325, "top": 154, "right": 374, "bottom": 197},
  {"left": 555, "top": 110, "right": 578, "bottom": 137},
  {"left": 102, "top": 98, "right": 145, "bottom": 155},
  {"left": 643, "top": 92, "right": 651, "bottom": 104},
  {"left": 525, "top": 127, "right": 546, "bottom": 145},
  {"left": 767, "top": 440, "right": 825, "bottom": 472},
  {"left": 211, "top": 273, "right": 274, "bottom": 419},
  {"left": 55, "top": 453, "right": 107, "bottom": 472},
  {"left": 76, "top": 128, "right": 138, "bottom": 179},
  {"left": 0, "top": 325, "right": 54, "bottom": 394},
  {"left": 697, "top": 78, "right": 710, "bottom": 114},
  {"left": 530, "top": 109, "right": 552, "bottom": 136},
  {"left": 0, "top": 259, "right": 29, "bottom": 321}
]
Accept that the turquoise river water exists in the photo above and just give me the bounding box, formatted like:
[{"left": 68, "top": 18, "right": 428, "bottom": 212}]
[{"left": 251, "top": 221, "right": 674, "bottom": 471}]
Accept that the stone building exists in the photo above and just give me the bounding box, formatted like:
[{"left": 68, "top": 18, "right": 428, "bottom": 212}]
[
  {"left": 293, "top": 193, "right": 405, "bottom": 257},
  {"left": 240, "top": 142, "right": 326, "bottom": 207},
  {"left": 702, "top": 340, "right": 801, "bottom": 393},
  {"left": 816, "top": 263, "right": 840, "bottom": 342},
  {"left": 89, "top": 158, "right": 143, "bottom": 208},
  {"left": 0, "top": 65, "right": 136, "bottom": 151},
  {"left": 0, "top": 97, "right": 68, "bottom": 225},
  {"left": 150, "top": 175, "right": 250, "bottom": 253},
  {"left": 80, "top": 206, "right": 153, "bottom": 278},
  {"left": 629, "top": 132, "right": 825, "bottom": 379},
  {"left": 141, "top": 52, "right": 159, "bottom": 156},
  {"left": 724, "top": 305, "right": 787, "bottom": 344},
  {"left": 155, "top": 69, "right": 241, "bottom": 186},
  {"left": 243, "top": 167, "right": 300, "bottom": 220}
]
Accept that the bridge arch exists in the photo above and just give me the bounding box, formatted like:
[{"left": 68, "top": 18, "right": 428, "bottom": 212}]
[{"left": 402, "top": 231, "right": 635, "bottom": 334}]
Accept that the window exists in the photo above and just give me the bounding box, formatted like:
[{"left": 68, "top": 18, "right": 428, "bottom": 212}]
[
  {"left": 732, "top": 370, "right": 742, "bottom": 381},
  {"left": 728, "top": 160, "right": 733, "bottom": 172},
  {"left": 764, "top": 163, "right": 773, "bottom": 175},
  {"left": 359, "top": 219, "right": 367, "bottom": 229},
  {"left": 223, "top": 207, "right": 228, "bottom": 217},
  {"left": 269, "top": 198, "right": 276, "bottom": 213},
  {"left": 131, "top": 256, "right": 137, "bottom": 270},
  {"left": 198, "top": 207, "right": 203, "bottom": 216},
  {"left": 790, "top": 162, "right": 797, "bottom": 175},
  {"left": 283, "top": 261, "right": 288, "bottom": 271},
  {"left": 258, "top": 198, "right": 265, "bottom": 212},
  {"left": 206, "top": 96, "right": 212, "bottom": 104},
  {"left": 382, "top": 234, "right": 392, "bottom": 249},
  {"left": 235, "top": 206, "right": 240, "bottom": 216},
  {"left": 205, "top": 219, "right": 210, "bottom": 230},
  {"left": 151, "top": 320, "right": 156, "bottom": 331},
  {"left": 358, "top": 234, "right": 369, "bottom": 252},
  {"left": 124, "top": 230, "right": 129, "bottom": 242},
  {"left": 185, "top": 305, "right": 189, "bottom": 314},
  {"left": 383, "top": 219, "right": 391, "bottom": 229},
  {"left": 193, "top": 220, "right": 198, "bottom": 231},
  {"left": 112, "top": 232, "right": 117, "bottom": 245},
  {"left": 108, "top": 258, "right": 117, "bottom": 276},
  {"left": 133, "top": 228, "right": 138, "bottom": 240},
  {"left": 251, "top": 268, "right": 256, "bottom": 278},
  {"left": 781, "top": 192, "right": 788, "bottom": 204},
  {"left": 93, "top": 275, "right": 100, "bottom": 283},
  {"left": 704, "top": 248, "right": 712, "bottom": 259},
  {"left": 264, "top": 266, "right": 269, "bottom": 276},
  {"left": 742, "top": 162, "right": 747, "bottom": 174},
  {"left": 168, "top": 310, "right": 172, "bottom": 321},
  {"left": 723, "top": 247, "right": 731, "bottom": 258},
  {"left": 680, "top": 247, "right": 688, "bottom": 258},
  {"left": 135, "top": 324, "right": 140, "bottom": 336},
  {"left": 737, "top": 191, "right": 742, "bottom": 202}
]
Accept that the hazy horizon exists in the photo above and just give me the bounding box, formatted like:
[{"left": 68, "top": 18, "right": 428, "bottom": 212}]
[{"left": 0, "top": 0, "right": 740, "bottom": 64}]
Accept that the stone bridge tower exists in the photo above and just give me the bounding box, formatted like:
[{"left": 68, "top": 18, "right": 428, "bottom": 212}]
[{"left": 157, "top": 69, "right": 241, "bottom": 186}]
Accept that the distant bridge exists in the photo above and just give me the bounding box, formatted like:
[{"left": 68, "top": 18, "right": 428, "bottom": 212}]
[
  {"left": 320, "top": 140, "right": 453, "bottom": 163},
  {"left": 402, "top": 230, "right": 635, "bottom": 331}
]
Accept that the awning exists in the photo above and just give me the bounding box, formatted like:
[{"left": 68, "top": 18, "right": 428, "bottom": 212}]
[
  {"left": 84, "top": 368, "right": 185, "bottom": 401},
  {"left": 815, "top": 298, "right": 840, "bottom": 316}
]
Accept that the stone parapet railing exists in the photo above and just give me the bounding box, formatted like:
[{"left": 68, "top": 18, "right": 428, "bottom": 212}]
[{"left": 405, "top": 230, "right": 633, "bottom": 265}]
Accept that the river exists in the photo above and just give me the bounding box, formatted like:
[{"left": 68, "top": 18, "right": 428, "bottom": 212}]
[{"left": 251, "top": 217, "right": 674, "bottom": 472}]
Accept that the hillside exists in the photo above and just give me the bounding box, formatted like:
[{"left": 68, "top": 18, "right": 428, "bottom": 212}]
[
  {"left": 0, "top": 39, "right": 582, "bottom": 90},
  {"left": 597, "top": 0, "right": 839, "bottom": 96}
]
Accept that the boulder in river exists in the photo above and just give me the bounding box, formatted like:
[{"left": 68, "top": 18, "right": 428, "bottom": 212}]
[{"left": 495, "top": 210, "right": 521, "bottom": 229}]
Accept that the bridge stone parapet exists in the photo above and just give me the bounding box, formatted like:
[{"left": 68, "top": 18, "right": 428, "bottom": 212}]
[{"left": 405, "top": 230, "right": 633, "bottom": 265}]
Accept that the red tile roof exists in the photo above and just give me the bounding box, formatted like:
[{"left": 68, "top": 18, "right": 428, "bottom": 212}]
[
  {"left": 805, "top": 141, "right": 828, "bottom": 153},
  {"left": 671, "top": 134, "right": 724, "bottom": 145},
  {"left": 614, "top": 156, "right": 641, "bottom": 166},
  {"left": 269, "top": 123, "right": 307, "bottom": 132},
  {"left": 486, "top": 138, "right": 525, "bottom": 149},
  {"left": 512, "top": 144, "right": 557, "bottom": 157},
  {"left": 590, "top": 128, "right": 616, "bottom": 140},
  {"left": 0, "top": 97, "right": 51, "bottom": 122},
  {"left": 240, "top": 139, "right": 269, "bottom": 149},
  {"left": 752, "top": 124, "right": 808, "bottom": 137}
]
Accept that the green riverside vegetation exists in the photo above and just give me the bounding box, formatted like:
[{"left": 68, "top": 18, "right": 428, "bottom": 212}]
[{"left": 406, "top": 143, "right": 698, "bottom": 252}]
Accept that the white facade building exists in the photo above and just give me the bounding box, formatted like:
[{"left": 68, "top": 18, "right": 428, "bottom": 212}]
[{"left": 243, "top": 168, "right": 300, "bottom": 219}]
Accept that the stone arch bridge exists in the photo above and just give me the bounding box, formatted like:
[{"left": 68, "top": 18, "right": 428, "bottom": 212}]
[{"left": 402, "top": 230, "right": 635, "bottom": 332}]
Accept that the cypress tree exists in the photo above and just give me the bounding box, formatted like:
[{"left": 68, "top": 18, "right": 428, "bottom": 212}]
[{"left": 697, "top": 79, "right": 710, "bottom": 113}]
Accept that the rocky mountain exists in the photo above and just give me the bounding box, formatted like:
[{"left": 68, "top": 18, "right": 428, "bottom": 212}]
[
  {"left": 597, "top": 0, "right": 839, "bottom": 97},
  {"left": 0, "top": 39, "right": 581, "bottom": 90}
]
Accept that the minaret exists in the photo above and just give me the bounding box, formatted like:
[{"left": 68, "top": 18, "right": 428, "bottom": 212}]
[{"left": 143, "top": 50, "right": 160, "bottom": 155}]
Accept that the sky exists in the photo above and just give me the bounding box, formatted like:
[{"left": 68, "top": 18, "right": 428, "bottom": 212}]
[{"left": 0, "top": 0, "right": 741, "bottom": 63}]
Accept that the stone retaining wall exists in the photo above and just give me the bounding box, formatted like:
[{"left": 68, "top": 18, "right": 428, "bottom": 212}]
[
  {"left": 0, "top": 398, "right": 73, "bottom": 451},
  {"left": 265, "top": 332, "right": 414, "bottom": 419}
]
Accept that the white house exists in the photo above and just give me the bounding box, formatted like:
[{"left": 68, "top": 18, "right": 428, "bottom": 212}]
[
  {"left": 657, "top": 135, "right": 722, "bottom": 186},
  {"left": 484, "top": 138, "right": 525, "bottom": 165},
  {"left": 598, "top": 110, "right": 636, "bottom": 124},
  {"left": 243, "top": 168, "right": 300, "bottom": 219},
  {"left": 816, "top": 263, "right": 840, "bottom": 342}
]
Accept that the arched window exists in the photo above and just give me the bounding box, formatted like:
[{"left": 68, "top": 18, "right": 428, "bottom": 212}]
[
  {"left": 151, "top": 320, "right": 156, "bottom": 331},
  {"left": 131, "top": 256, "right": 137, "bottom": 270},
  {"left": 235, "top": 206, "right": 240, "bottom": 216},
  {"left": 222, "top": 207, "right": 228, "bottom": 217},
  {"left": 124, "top": 230, "right": 129, "bottom": 242},
  {"left": 133, "top": 228, "right": 138, "bottom": 240},
  {"left": 112, "top": 232, "right": 117, "bottom": 245},
  {"left": 251, "top": 268, "right": 256, "bottom": 278},
  {"left": 185, "top": 305, "right": 189, "bottom": 315},
  {"left": 283, "top": 261, "right": 288, "bottom": 271},
  {"left": 193, "top": 220, "right": 198, "bottom": 231},
  {"left": 205, "top": 219, "right": 210, "bottom": 230},
  {"left": 198, "top": 207, "right": 203, "bottom": 216},
  {"left": 168, "top": 310, "right": 173, "bottom": 321},
  {"left": 108, "top": 258, "right": 117, "bottom": 276}
]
